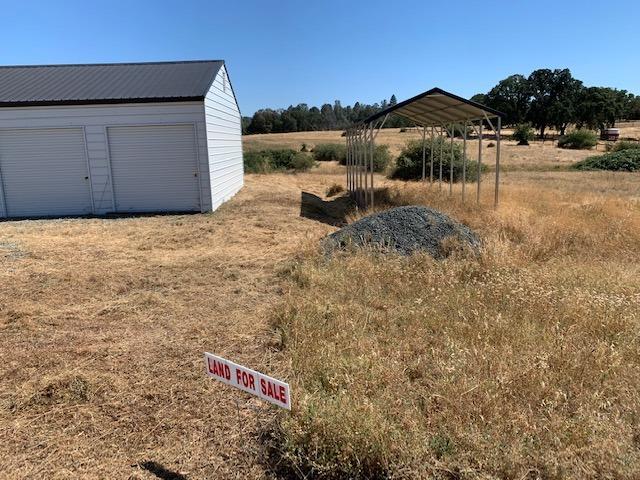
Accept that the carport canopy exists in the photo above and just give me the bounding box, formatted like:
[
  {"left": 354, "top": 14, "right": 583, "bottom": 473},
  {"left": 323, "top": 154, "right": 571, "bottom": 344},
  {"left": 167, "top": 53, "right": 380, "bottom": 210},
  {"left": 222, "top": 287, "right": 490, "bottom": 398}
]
[
  {"left": 363, "top": 87, "right": 502, "bottom": 126},
  {"left": 345, "top": 87, "right": 503, "bottom": 210}
]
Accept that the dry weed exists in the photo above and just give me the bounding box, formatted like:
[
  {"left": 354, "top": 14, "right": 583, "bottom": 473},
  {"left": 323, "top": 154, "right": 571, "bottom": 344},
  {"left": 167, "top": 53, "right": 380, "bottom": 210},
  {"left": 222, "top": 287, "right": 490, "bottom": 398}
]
[{"left": 271, "top": 171, "right": 640, "bottom": 478}]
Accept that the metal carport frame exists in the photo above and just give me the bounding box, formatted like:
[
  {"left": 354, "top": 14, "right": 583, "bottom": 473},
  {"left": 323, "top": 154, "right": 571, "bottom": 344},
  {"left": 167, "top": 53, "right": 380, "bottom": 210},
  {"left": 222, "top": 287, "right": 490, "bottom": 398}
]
[{"left": 345, "top": 87, "right": 503, "bottom": 209}]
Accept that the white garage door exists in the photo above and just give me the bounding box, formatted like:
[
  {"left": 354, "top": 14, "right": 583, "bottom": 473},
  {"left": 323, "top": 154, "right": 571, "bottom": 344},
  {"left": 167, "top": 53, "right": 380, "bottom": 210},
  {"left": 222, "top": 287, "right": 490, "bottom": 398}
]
[
  {"left": 0, "top": 128, "right": 92, "bottom": 217},
  {"left": 107, "top": 124, "right": 201, "bottom": 213}
]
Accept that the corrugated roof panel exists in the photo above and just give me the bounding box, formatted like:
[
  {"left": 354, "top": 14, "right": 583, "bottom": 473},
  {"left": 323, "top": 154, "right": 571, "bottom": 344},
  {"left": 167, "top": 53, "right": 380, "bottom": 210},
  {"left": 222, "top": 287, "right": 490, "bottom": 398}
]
[
  {"left": 363, "top": 87, "right": 503, "bottom": 127},
  {"left": 0, "top": 60, "right": 224, "bottom": 106}
]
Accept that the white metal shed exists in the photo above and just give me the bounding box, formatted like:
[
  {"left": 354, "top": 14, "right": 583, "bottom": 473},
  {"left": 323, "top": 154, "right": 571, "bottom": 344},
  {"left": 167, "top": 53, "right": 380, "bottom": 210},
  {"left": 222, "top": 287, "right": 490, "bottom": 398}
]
[{"left": 0, "top": 60, "right": 243, "bottom": 218}]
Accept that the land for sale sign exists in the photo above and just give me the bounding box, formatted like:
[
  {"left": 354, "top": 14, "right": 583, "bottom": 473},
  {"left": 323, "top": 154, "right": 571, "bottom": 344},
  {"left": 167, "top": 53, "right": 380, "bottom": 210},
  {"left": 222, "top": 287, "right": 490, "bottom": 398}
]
[{"left": 204, "top": 352, "right": 291, "bottom": 410}]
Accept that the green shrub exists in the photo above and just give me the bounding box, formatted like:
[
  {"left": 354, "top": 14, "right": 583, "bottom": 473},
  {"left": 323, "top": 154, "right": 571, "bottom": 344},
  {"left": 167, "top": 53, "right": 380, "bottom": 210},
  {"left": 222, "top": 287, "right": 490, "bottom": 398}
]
[
  {"left": 269, "top": 149, "right": 300, "bottom": 169},
  {"left": 512, "top": 123, "right": 534, "bottom": 145},
  {"left": 243, "top": 149, "right": 316, "bottom": 173},
  {"left": 372, "top": 145, "right": 392, "bottom": 173},
  {"left": 558, "top": 130, "right": 598, "bottom": 149},
  {"left": 610, "top": 140, "right": 640, "bottom": 152},
  {"left": 290, "top": 152, "right": 316, "bottom": 171},
  {"left": 337, "top": 144, "right": 392, "bottom": 173},
  {"left": 573, "top": 149, "right": 640, "bottom": 171},
  {"left": 243, "top": 151, "right": 273, "bottom": 173},
  {"left": 312, "top": 144, "right": 347, "bottom": 162},
  {"left": 390, "top": 139, "right": 486, "bottom": 182}
]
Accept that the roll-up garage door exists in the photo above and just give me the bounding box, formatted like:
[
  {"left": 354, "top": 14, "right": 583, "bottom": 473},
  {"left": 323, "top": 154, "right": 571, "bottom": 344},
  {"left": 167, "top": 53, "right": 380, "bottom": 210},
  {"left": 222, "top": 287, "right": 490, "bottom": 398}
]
[
  {"left": 0, "top": 128, "right": 92, "bottom": 218},
  {"left": 107, "top": 124, "right": 201, "bottom": 213}
]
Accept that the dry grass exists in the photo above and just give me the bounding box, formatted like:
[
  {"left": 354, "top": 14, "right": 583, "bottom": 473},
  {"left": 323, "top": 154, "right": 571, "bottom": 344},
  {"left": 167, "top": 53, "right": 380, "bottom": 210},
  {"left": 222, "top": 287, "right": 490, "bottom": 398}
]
[
  {"left": 0, "top": 171, "right": 340, "bottom": 479},
  {"left": 1, "top": 140, "right": 639, "bottom": 478},
  {"left": 270, "top": 168, "right": 640, "bottom": 478}
]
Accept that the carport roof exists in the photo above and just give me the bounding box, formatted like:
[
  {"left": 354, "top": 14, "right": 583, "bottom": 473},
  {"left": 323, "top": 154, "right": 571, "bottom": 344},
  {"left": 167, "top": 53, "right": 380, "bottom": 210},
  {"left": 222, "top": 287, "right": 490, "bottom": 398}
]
[
  {"left": 0, "top": 60, "right": 224, "bottom": 107},
  {"left": 363, "top": 87, "right": 503, "bottom": 127}
]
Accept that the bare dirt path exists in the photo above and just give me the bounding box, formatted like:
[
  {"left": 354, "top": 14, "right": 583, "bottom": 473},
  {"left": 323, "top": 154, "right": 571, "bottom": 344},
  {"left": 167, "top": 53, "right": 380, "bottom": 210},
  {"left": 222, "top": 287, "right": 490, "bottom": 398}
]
[{"left": 0, "top": 170, "right": 340, "bottom": 479}]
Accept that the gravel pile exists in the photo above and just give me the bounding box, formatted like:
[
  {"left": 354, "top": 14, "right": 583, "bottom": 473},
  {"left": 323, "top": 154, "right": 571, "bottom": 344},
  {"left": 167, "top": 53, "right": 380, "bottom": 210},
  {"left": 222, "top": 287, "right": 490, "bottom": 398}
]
[{"left": 325, "top": 205, "right": 480, "bottom": 258}]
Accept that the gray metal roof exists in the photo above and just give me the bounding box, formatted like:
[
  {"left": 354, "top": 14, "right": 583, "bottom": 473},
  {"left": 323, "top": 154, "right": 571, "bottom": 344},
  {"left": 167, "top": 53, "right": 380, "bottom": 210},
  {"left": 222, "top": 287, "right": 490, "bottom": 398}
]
[
  {"left": 363, "top": 87, "right": 503, "bottom": 127},
  {"left": 0, "top": 60, "right": 224, "bottom": 107}
]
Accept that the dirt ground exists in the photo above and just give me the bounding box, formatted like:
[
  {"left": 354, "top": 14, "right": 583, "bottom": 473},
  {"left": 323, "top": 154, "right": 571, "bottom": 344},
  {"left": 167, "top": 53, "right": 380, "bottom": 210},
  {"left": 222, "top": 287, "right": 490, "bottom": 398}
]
[
  {"left": 1, "top": 151, "right": 639, "bottom": 478},
  {"left": 0, "top": 171, "right": 339, "bottom": 479}
]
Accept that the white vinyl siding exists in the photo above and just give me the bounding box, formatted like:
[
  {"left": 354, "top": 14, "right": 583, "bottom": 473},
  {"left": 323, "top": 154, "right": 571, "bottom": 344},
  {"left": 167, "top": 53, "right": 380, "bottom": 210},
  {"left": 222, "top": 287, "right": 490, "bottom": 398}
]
[
  {"left": 0, "top": 128, "right": 92, "bottom": 217},
  {"left": 204, "top": 65, "right": 243, "bottom": 210},
  {"left": 0, "top": 64, "right": 244, "bottom": 218},
  {"left": 107, "top": 124, "right": 201, "bottom": 213},
  {"left": 0, "top": 102, "right": 210, "bottom": 215}
]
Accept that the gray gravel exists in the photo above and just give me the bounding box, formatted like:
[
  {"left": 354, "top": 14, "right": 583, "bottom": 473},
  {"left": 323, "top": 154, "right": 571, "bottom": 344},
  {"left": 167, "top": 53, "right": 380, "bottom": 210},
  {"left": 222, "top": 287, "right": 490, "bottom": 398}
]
[{"left": 325, "top": 205, "right": 480, "bottom": 258}]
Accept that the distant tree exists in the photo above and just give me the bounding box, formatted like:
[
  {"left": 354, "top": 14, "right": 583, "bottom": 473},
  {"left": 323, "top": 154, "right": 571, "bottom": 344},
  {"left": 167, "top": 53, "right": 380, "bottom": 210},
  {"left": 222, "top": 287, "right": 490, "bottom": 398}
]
[
  {"left": 308, "top": 106, "right": 322, "bottom": 130},
  {"left": 576, "top": 87, "right": 629, "bottom": 131},
  {"left": 527, "top": 68, "right": 581, "bottom": 137},
  {"left": 247, "top": 111, "right": 268, "bottom": 134},
  {"left": 241, "top": 116, "right": 252, "bottom": 134},
  {"left": 333, "top": 100, "right": 347, "bottom": 128},
  {"left": 628, "top": 95, "right": 640, "bottom": 120},
  {"left": 387, "top": 94, "right": 413, "bottom": 128},
  {"left": 320, "top": 103, "right": 336, "bottom": 130},
  {"left": 484, "top": 74, "right": 531, "bottom": 126},
  {"left": 470, "top": 93, "right": 487, "bottom": 105},
  {"left": 549, "top": 74, "right": 583, "bottom": 136},
  {"left": 243, "top": 71, "right": 634, "bottom": 136},
  {"left": 281, "top": 111, "right": 298, "bottom": 132}
]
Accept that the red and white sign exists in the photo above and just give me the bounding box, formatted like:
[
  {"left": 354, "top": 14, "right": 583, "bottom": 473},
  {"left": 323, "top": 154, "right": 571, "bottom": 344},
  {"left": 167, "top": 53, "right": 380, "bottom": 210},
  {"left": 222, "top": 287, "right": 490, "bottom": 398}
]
[{"left": 204, "top": 352, "right": 291, "bottom": 410}]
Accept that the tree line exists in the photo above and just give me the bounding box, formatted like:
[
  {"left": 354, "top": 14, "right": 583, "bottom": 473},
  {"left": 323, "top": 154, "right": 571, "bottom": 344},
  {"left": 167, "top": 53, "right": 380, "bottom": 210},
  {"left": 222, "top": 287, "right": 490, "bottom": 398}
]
[
  {"left": 472, "top": 68, "right": 640, "bottom": 137},
  {"left": 243, "top": 95, "right": 413, "bottom": 134},
  {"left": 243, "top": 68, "right": 640, "bottom": 136}
]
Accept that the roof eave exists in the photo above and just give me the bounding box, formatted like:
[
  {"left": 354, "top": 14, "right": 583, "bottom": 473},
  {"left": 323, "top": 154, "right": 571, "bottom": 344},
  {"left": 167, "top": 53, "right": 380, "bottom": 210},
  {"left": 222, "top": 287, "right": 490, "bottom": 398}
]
[{"left": 0, "top": 96, "right": 205, "bottom": 108}]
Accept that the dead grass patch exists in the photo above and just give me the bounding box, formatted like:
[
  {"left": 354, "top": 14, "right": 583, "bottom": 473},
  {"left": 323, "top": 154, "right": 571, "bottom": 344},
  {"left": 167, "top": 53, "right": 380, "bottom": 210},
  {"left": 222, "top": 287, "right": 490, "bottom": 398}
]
[
  {"left": 0, "top": 171, "right": 340, "bottom": 479},
  {"left": 270, "top": 172, "right": 640, "bottom": 478},
  {"left": 1, "top": 156, "right": 639, "bottom": 478}
]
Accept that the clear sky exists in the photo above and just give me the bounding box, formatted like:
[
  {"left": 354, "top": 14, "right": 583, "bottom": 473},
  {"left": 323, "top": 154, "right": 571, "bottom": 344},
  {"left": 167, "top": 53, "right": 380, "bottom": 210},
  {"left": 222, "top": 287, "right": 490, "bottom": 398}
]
[{"left": 2, "top": 0, "right": 639, "bottom": 115}]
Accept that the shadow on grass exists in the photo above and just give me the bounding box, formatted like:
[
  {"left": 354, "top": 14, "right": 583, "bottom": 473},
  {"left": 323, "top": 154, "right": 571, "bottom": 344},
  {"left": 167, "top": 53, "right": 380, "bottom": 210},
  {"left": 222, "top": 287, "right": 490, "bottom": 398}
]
[
  {"left": 299, "top": 191, "right": 355, "bottom": 227},
  {"left": 137, "top": 461, "right": 187, "bottom": 480}
]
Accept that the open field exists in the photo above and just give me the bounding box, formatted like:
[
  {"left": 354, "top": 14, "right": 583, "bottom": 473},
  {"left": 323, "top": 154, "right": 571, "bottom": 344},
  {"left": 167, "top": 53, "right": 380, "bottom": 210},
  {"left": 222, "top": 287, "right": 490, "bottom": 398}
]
[
  {"left": 270, "top": 163, "right": 640, "bottom": 478},
  {"left": 0, "top": 172, "right": 337, "bottom": 479},
  {"left": 1, "top": 145, "right": 640, "bottom": 478},
  {"left": 244, "top": 121, "right": 640, "bottom": 171}
]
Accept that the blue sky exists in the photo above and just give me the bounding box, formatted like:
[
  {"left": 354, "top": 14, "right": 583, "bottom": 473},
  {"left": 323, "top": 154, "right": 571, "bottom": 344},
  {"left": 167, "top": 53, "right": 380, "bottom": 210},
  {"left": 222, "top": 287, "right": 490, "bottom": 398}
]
[{"left": 2, "top": 0, "right": 639, "bottom": 115}]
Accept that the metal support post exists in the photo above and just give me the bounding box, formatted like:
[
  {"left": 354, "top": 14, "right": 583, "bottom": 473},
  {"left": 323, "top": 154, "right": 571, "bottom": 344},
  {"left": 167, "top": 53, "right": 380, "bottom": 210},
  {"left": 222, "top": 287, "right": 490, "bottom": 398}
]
[
  {"left": 362, "top": 127, "right": 368, "bottom": 208},
  {"left": 421, "top": 126, "right": 426, "bottom": 181},
  {"left": 449, "top": 125, "right": 454, "bottom": 195},
  {"left": 358, "top": 128, "right": 364, "bottom": 208},
  {"left": 462, "top": 121, "right": 467, "bottom": 202},
  {"left": 477, "top": 121, "right": 483, "bottom": 204},
  {"left": 369, "top": 123, "right": 375, "bottom": 209},
  {"left": 346, "top": 131, "right": 351, "bottom": 195},
  {"left": 494, "top": 116, "right": 501, "bottom": 208},
  {"left": 430, "top": 125, "right": 434, "bottom": 184},
  {"left": 439, "top": 126, "right": 443, "bottom": 189}
]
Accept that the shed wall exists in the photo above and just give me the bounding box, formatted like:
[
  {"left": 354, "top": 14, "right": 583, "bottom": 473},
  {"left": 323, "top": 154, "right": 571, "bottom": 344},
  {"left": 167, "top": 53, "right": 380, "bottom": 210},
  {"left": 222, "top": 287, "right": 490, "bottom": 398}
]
[
  {"left": 0, "top": 102, "right": 210, "bottom": 215},
  {"left": 203, "top": 65, "right": 244, "bottom": 210}
]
